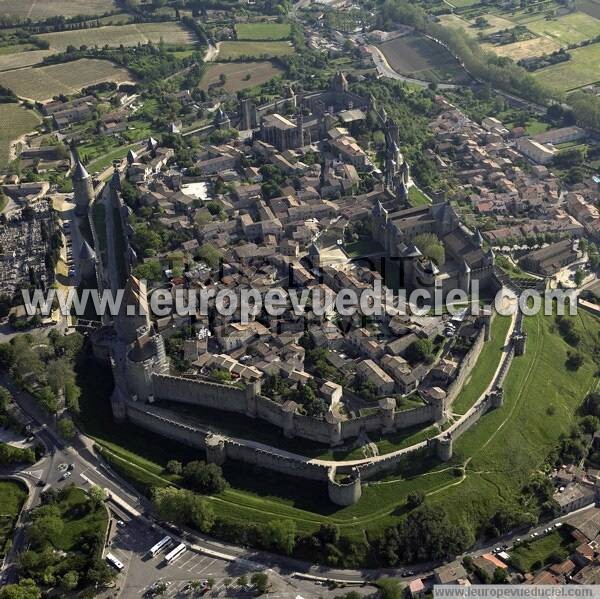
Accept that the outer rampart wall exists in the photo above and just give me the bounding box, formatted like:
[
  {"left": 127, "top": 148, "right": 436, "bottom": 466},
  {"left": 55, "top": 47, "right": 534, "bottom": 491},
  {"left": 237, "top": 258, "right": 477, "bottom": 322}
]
[
  {"left": 126, "top": 404, "right": 329, "bottom": 481},
  {"left": 445, "top": 327, "right": 485, "bottom": 407}
]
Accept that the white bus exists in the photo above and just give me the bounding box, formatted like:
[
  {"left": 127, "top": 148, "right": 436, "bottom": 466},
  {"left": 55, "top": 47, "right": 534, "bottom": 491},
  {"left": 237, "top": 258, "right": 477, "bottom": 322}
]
[
  {"left": 163, "top": 542, "right": 186, "bottom": 564},
  {"left": 148, "top": 535, "right": 172, "bottom": 558},
  {"left": 106, "top": 552, "right": 124, "bottom": 571}
]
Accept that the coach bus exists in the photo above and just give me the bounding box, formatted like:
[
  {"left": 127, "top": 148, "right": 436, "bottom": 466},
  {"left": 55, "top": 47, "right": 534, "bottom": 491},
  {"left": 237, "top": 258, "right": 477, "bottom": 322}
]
[
  {"left": 106, "top": 552, "right": 124, "bottom": 571},
  {"left": 164, "top": 542, "right": 187, "bottom": 564},
  {"left": 148, "top": 535, "right": 172, "bottom": 558}
]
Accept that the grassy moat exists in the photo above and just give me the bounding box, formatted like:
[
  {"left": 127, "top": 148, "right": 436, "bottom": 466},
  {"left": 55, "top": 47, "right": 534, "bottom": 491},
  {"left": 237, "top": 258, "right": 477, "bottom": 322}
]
[{"left": 77, "top": 309, "right": 600, "bottom": 542}]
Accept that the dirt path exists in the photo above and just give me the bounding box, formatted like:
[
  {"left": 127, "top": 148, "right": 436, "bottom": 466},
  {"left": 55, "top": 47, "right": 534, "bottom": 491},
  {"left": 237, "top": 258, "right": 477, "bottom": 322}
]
[{"left": 204, "top": 42, "right": 220, "bottom": 62}]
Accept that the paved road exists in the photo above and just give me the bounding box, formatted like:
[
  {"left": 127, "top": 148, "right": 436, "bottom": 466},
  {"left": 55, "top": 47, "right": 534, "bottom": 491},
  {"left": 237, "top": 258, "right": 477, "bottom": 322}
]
[{"left": 0, "top": 374, "right": 433, "bottom": 588}]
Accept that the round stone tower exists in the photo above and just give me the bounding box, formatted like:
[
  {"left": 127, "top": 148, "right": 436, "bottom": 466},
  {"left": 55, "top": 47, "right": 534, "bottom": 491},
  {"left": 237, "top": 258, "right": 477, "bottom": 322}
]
[
  {"left": 326, "top": 410, "right": 342, "bottom": 446},
  {"left": 379, "top": 397, "right": 396, "bottom": 432},
  {"left": 78, "top": 240, "right": 97, "bottom": 283},
  {"left": 437, "top": 434, "right": 453, "bottom": 462},
  {"left": 328, "top": 467, "right": 361, "bottom": 506},
  {"left": 72, "top": 158, "right": 94, "bottom": 217},
  {"left": 205, "top": 433, "right": 227, "bottom": 466},
  {"left": 431, "top": 395, "right": 446, "bottom": 422},
  {"left": 125, "top": 332, "right": 167, "bottom": 401}
]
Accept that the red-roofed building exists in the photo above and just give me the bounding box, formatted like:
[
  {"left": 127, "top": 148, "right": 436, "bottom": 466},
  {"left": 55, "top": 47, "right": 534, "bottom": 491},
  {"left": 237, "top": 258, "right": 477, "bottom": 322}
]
[
  {"left": 482, "top": 553, "right": 508, "bottom": 569},
  {"left": 409, "top": 578, "right": 425, "bottom": 598},
  {"left": 527, "top": 571, "right": 561, "bottom": 585}
]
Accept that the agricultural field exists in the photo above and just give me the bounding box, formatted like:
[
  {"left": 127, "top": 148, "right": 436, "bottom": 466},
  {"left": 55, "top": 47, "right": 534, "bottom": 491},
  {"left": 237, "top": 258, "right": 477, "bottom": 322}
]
[
  {"left": 0, "top": 49, "right": 53, "bottom": 72},
  {"left": 36, "top": 22, "right": 196, "bottom": 52},
  {"left": 235, "top": 22, "right": 291, "bottom": 41},
  {"left": 0, "top": 0, "right": 116, "bottom": 19},
  {"left": 0, "top": 58, "right": 133, "bottom": 101},
  {"left": 217, "top": 40, "right": 294, "bottom": 60},
  {"left": 378, "top": 33, "right": 467, "bottom": 83},
  {"left": 437, "top": 14, "right": 515, "bottom": 38},
  {"left": 199, "top": 61, "right": 284, "bottom": 93},
  {"left": 533, "top": 42, "right": 600, "bottom": 92},
  {"left": 526, "top": 12, "right": 600, "bottom": 44},
  {"left": 447, "top": 0, "right": 481, "bottom": 7},
  {"left": 437, "top": 6, "right": 600, "bottom": 84},
  {"left": 482, "top": 37, "right": 561, "bottom": 60},
  {"left": 0, "top": 103, "right": 41, "bottom": 168},
  {"left": 0, "top": 480, "right": 27, "bottom": 558}
]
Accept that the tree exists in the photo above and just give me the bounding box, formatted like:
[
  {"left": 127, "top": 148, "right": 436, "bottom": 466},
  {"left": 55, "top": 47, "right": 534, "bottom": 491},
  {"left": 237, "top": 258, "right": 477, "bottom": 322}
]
[
  {"left": 566, "top": 351, "right": 584, "bottom": 371},
  {"left": 316, "top": 523, "right": 340, "bottom": 545},
  {"left": 60, "top": 570, "right": 79, "bottom": 592},
  {"left": 198, "top": 242, "right": 223, "bottom": 269},
  {"left": 261, "top": 519, "right": 296, "bottom": 555},
  {"left": 152, "top": 487, "right": 192, "bottom": 525},
  {"left": 404, "top": 338, "right": 434, "bottom": 365},
  {"left": 377, "top": 577, "right": 402, "bottom": 599},
  {"left": 493, "top": 567, "right": 508, "bottom": 584},
  {"left": 133, "top": 260, "right": 163, "bottom": 281},
  {"left": 46, "top": 358, "right": 74, "bottom": 396},
  {"left": 584, "top": 392, "right": 600, "bottom": 418},
  {"left": 0, "top": 579, "right": 41, "bottom": 599},
  {"left": 58, "top": 417, "right": 76, "bottom": 440},
  {"left": 251, "top": 572, "right": 269, "bottom": 594},
  {"left": 378, "top": 505, "right": 472, "bottom": 565},
  {"left": 36, "top": 386, "right": 58, "bottom": 414},
  {"left": 86, "top": 560, "right": 116, "bottom": 587},
  {"left": 573, "top": 269, "right": 585, "bottom": 286},
  {"left": 182, "top": 461, "right": 228, "bottom": 494},
  {"left": 151, "top": 487, "right": 214, "bottom": 532},
  {"left": 166, "top": 460, "right": 182, "bottom": 475},
  {"left": 88, "top": 485, "right": 107, "bottom": 508},
  {"left": 189, "top": 495, "right": 215, "bottom": 533},
  {"left": 406, "top": 490, "right": 425, "bottom": 509},
  {"left": 0, "top": 344, "right": 15, "bottom": 372},
  {"left": 554, "top": 146, "right": 585, "bottom": 169},
  {"left": 27, "top": 515, "right": 64, "bottom": 547},
  {"left": 413, "top": 233, "right": 445, "bottom": 266}
]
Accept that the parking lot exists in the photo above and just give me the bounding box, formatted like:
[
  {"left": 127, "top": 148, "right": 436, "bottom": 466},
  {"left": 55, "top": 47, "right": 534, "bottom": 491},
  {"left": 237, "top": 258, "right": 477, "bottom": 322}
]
[{"left": 105, "top": 514, "right": 375, "bottom": 598}]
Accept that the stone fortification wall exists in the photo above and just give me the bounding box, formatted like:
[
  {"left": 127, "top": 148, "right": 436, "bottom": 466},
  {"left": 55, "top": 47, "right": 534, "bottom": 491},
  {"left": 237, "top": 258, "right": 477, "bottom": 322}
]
[
  {"left": 446, "top": 327, "right": 486, "bottom": 407},
  {"left": 125, "top": 403, "right": 329, "bottom": 481},
  {"left": 127, "top": 402, "right": 209, "bottom": 449},
  {"left": 152, "top": 373, "right": 443, "bottom": 446},
  {"left": 392, "top": 402, "right": 441, "bottom": 428},
  {"left": 357, "top": 441, "right": 431, "bottom": 479},
  {"left": 153, "top": 374, "right": 250, "bottom": 412},
  {"left": 293, "top": 413, "right": 334, "bottom": 443},
  {"left": 224, "top": 439, "right": 329, "bottom": 481}
]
